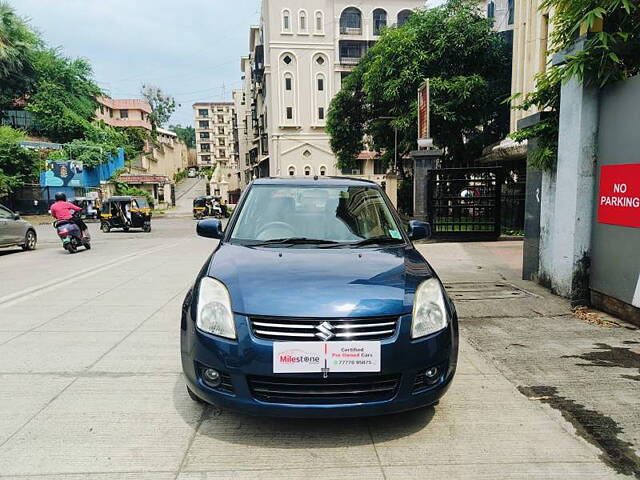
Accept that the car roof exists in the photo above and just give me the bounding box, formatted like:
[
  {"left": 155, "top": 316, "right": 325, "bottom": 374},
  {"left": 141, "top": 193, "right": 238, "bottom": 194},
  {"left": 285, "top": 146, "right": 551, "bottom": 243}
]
[{"left": 251, "top": 177, "right": 379, "bottom": 187}]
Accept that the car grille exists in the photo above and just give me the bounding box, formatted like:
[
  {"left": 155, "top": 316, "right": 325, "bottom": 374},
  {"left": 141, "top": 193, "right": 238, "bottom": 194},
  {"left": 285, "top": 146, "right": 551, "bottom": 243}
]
[
  {"left": 248, "top": 374, "right": 400, "bottom": 404},
  {"left": 249, "top": 315, "right": 399, "bottom": 341}
]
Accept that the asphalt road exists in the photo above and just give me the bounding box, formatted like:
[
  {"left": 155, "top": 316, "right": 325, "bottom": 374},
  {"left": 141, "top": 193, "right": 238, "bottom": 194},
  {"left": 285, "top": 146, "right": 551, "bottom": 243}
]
[{"left": 0, "top": 219, "right": 631, "bottom": 479}]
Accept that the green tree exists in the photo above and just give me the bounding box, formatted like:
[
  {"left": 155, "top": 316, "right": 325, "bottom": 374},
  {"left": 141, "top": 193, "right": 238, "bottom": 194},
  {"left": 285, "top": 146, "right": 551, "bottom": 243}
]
[
  {"left": 26, "top": 48, "right": 102, "bottom": 143},
  {"left": 511, "top": 0, "right": 640, "bottom": 170},
  {"left": 0, "top": 126, "right": 41, "bottom": 194},
  {"left": 0, "top": 2, "right": 40, "bottom": 114},
  {"left": 141, "top": 84, "right": 176, "bottom": 129},
  {"left": 168, "top": 124, "right": 196, "bottom": 148},
  {"left": 327, "top": 0, "right": 511, "bottom": 170}
]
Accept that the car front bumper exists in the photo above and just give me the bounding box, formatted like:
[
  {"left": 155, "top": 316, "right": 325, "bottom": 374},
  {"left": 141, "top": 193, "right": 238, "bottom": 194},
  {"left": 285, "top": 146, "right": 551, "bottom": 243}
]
[{"left": 181, "top": 313, "right": 458, "bottom": 418}]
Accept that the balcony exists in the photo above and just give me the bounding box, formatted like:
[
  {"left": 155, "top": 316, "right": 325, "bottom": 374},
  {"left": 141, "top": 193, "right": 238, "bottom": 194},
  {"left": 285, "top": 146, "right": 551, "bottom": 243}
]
[
  {"left": 340, "top": 56, "right": 362, "bottom": 66},
  {"left": 340, "top": 26, "right": 362, "bottom": 35}
]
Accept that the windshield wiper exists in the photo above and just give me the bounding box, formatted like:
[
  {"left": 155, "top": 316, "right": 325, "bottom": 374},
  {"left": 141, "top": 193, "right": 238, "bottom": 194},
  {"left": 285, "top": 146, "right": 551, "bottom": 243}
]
[
  {"left": 348, "top": 236, "right": 406, "bottom": 248},
  {"left": 247, "top": 237, "right": 342, "bottom": 247}
]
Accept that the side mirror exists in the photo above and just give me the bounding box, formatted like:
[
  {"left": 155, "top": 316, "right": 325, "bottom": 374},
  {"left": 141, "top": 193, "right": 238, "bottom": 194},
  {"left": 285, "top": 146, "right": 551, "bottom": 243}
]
[
  {"left": 13, "top": 212, "right": 20, "bottom": 220},
  {"left": 408, "top": 220, "right": 431, "bottom": 241},
  {"left": 197, "top": 219, "right": 224, "bottom": 239}
]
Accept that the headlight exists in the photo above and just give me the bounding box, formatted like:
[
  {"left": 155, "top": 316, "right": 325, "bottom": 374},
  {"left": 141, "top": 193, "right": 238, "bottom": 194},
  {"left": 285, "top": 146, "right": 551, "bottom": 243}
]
[
  {"left": 412, "top": 278, "right": 448, "bottom": 339},
  {"left": 196, "top": 277, "right": 236, "bottom": 339}
]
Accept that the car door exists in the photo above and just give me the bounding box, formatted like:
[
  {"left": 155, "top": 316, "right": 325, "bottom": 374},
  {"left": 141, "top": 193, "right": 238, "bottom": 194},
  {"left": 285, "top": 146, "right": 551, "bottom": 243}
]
[{"left": 0, "top": 205, "right": 20, "bottom": 245}]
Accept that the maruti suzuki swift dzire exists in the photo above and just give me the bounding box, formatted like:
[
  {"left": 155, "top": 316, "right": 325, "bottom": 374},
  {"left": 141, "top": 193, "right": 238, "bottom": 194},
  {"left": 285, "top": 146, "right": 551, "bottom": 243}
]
[{"left": 181, "top": 177, "right": 458, "bottom": 417}]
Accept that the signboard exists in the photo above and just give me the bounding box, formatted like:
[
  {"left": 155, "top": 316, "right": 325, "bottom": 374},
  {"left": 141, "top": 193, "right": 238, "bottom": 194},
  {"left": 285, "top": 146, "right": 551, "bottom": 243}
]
[
  {"left": 273, "top": 341, "right": 381, "bottom": 375},
  {"left": 418, "top": 79, "right": 430, "bottom": 142},
  {"left": 597, "top": 163, "right": 640, "bottom": 228},
  {"left": 42, "top": 161, "right": 84, "bottom": 187}
]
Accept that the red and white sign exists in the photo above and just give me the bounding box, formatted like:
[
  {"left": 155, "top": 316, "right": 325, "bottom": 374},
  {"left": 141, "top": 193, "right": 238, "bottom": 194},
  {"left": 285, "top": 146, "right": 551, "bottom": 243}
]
[
  {"left": 418, "top": 79, "right": 430, "bottom": 140},
  {"left": 598, "top": 163, "right": 640, "bottom": 228}
]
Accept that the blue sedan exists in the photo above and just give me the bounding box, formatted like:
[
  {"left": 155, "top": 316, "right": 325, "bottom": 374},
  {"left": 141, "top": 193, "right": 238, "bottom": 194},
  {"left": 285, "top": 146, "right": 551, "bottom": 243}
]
[{"left": 181, "top": 177, "right": 458, "bottom": 417}]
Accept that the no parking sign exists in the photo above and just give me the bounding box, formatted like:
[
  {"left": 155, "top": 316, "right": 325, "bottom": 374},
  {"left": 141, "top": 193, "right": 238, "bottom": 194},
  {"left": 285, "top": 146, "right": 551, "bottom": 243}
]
[{"left": 598, "top": 163, "right": 640, "bottom": 228}]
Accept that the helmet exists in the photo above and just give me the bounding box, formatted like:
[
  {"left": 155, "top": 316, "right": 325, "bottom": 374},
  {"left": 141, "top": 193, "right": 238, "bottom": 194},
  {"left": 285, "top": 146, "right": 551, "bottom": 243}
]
[{"left": 55, "top": 192, "right": 67, "bottom": 202}]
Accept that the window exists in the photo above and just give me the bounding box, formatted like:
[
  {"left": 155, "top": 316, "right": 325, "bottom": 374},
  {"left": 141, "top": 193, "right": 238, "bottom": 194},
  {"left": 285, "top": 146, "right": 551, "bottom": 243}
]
[
  {"left": 319, "top": 166, "right": 327, "bottom": 176},
  {"left": 340, "top": 7, "right": 362, "bottom": 34},
  {"left": 198, "top": 109, "right": 209, "bottom": 117},
  {"left": 299, "top": 10, "right": 307, "bottom": 32},
  {"left": 219, "top": 138, "right": 226, "bottom": 146},
  {"left": 318, "top": 107, "right": 325, "bottom": 120},
  {"left": 340, "top": 41, "right": 362, "bottom": 60},
  {"left": 217, "top": 106, "right": 224, "bottom": 112},
  {"left": 119, "top": 109, "right": 129, "bottom": 119},
  {"left": 0, "top": 206, "right": 13, "bottom": 219},
  {"left": 487, "top": 1, "right": 495, "bottom": 18},
  {"left": 286, "top": 107, "right": 293, "bottom": 120},
  {"left": 316, "top": 56, "right": 325, "bottom": 65},
  {"left": 317, "top": 77, "right": 324, "bottom": 91},
  {"left": 373, "top": 9, "right": 387, "bottom": 35},
  {"left": 219, "top": 149, "right": 226, "bottom": 157},
  {"left": 283, "top": 9, "right": 291, "bottom": 31},
  {"left": 217, "top": 115, "right": 224, "bottom": 123},
  {"left": 304, "top": 166, "right": 311, "bottom": 176},
  {"left": 398, "top": 10, "right": 412, "bottom": 27},
  {"left": 218, "top": 127, "right": 225, "bottom": 134},
  {"left": 283, "top": 55, "right": 292, "bottom": 65},
  {"left": 199, "top": 121, "right": 209, "bottom": 128},
  {"left": 200, "top": 132, "right": 210, "bottom": 139},
  {"left": 288, "top": 166, "right": 296, "bottom": 176},
  {"left": 315, "top": 11, "right": 323, "bottom": 33},
  {"left": 508, "top": 0, "right": 515, "bottom": 25},
  {"left": 201, "top": 143, "right": 211, "bottom": 152},
  {"left": 285, "top": 77, "right": 292, "bottom": 90},
  {"left": 99, "top": 105, "right": 104, "bottom": 114}
]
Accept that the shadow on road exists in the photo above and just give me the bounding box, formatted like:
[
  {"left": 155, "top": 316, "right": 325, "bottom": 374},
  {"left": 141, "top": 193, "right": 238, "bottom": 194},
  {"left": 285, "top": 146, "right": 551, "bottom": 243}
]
[{"left": 172, "top": 375, "right": 435, "bottom": 448}]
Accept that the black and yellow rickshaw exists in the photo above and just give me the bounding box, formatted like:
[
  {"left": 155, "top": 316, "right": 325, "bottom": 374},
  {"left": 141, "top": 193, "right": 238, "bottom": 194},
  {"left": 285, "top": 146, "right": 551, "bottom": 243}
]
[
  {"left": 193, "top": 196, "right": 213, "bottom": 219},
  {"left": 100, "top": 196, "right": 152, "bottom": 233}
]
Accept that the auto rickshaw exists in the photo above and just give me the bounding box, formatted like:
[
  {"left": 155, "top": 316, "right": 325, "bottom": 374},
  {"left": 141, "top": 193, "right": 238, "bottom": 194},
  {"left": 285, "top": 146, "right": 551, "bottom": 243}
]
[
  {"left": 100, "top": 196, "right": 152, "bottom": 233},
  {"left": 193, "top": 196, "right": 222, "bottom": 220}
]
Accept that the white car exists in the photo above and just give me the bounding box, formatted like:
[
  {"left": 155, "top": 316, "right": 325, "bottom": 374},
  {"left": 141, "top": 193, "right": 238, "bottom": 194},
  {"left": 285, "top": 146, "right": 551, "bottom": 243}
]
[
  {"left": 0, "top": 204, "right": 37, "bottom": 251},
  {"left": 187, "top": 168, "right": 197, "bottom": 178}
]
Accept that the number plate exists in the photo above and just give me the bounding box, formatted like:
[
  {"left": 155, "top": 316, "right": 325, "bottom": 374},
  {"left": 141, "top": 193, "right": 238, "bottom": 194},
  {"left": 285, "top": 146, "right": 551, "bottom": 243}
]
[{"left": 273, "top": 341, "right": 381, "bottom": 374}]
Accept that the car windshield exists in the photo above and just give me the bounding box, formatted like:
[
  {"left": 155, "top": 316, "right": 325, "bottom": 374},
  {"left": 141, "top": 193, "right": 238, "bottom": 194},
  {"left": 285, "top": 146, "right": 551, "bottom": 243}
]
[{"left": 230, "top": 184, "right": 405, "bottom": 246}]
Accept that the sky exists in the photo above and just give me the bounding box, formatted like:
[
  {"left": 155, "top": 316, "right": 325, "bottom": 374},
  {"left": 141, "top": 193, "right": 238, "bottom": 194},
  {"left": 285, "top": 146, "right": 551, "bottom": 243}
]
[
  {"left": 11, "top": 0, "right": 445, "bottom": 128},
  {"left": 11, "top": 0, "right": 262, "bottom": 126}
]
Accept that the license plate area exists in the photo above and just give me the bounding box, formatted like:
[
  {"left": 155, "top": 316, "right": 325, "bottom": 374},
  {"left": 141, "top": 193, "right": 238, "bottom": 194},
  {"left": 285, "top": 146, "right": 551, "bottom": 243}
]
[{"left": 273, "top": 341, "right": 381, "bottom": 374}]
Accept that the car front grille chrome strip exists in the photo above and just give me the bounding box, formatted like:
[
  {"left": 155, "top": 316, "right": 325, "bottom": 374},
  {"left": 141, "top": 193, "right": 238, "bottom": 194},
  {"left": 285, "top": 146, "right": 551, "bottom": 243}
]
[{"left": 249, "top": 316, "right": 399, "bottom": 341}]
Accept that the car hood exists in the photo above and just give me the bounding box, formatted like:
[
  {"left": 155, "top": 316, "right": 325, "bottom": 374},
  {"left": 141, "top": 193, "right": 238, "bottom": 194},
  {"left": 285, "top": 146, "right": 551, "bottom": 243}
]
[{"left": 206, "top": 243, "right": 434, "bottom": 317}]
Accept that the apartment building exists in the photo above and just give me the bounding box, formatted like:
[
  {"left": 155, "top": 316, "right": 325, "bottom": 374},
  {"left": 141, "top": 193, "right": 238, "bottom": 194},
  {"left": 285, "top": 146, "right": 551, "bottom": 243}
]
[
  {"left": 193, "top": 102, "right": 236, "bottom": 169},
  {"left": 485, "top": 0, "right": 515, "bottom": 35},
  {"left": 239, "top": 0, "right": 424, "bottom": 183},
  {"left": 96, "top": 97, "right": 153, "bottom": 131}
]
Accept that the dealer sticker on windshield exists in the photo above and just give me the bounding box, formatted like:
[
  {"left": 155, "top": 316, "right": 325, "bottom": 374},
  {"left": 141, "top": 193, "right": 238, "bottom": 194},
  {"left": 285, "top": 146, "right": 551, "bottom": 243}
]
[{"left": 273, "top": 341, "right": 381, "bottom": 374}]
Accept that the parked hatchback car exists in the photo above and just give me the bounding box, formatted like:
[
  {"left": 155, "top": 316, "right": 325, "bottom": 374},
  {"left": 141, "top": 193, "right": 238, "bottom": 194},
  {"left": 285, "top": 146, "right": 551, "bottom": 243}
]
[
  {"left": 181, "top": 178, "right": 458, "bottom": 417},
  {"left": 0, "top": 204, "right": 37, "bottom": 252}
]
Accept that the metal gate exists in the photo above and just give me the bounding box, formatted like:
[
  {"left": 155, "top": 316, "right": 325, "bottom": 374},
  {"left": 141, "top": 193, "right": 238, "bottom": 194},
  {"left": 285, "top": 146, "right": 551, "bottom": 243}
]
[{"left": 427, "top": 167, "right": 503, "bottom": 240}]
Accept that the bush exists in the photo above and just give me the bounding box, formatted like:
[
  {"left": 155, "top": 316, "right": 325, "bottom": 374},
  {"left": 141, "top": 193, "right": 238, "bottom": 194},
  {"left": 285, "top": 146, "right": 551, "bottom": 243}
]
[{"left": 0, "top": 126, "right": 41, "bottom": 195}]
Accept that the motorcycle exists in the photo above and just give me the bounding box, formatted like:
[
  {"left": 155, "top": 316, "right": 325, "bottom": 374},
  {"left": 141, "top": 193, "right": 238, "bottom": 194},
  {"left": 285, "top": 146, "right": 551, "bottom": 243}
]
[{"left": 55, "top": 213, "right": 91, "bottom": 254}]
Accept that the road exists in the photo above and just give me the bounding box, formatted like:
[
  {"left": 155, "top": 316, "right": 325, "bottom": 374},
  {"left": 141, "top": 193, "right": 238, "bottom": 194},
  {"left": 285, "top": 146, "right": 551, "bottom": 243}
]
[
  {"left": 173, "top": 177, "right": 207, "bottom": 216},
  {"left": 0, "top": 219, "right": 632, "bottom": 478}
]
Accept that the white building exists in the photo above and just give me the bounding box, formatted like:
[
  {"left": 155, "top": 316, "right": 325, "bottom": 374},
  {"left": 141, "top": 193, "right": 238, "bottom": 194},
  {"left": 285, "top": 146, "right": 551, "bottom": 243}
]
[{"left": 239, "top": 0, "right": 425, "bottom": 185}]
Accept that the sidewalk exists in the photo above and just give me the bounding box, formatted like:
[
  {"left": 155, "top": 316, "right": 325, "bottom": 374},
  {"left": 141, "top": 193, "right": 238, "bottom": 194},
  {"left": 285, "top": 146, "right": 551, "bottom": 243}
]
[{"left": 417, "top": 240, "right": 640, "bottom": 478}]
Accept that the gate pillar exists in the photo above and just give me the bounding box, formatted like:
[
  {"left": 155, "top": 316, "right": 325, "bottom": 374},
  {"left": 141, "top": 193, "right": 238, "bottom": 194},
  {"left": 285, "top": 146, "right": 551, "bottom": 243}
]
[{"left": 410, "top": 149, "right": 443, "bottom": 221}]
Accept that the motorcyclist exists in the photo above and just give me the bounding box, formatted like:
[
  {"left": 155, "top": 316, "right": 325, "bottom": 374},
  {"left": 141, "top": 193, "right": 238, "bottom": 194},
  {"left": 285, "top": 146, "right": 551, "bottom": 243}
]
[{"left": 50, "top": 192, "right": 90, "bottom": 239}]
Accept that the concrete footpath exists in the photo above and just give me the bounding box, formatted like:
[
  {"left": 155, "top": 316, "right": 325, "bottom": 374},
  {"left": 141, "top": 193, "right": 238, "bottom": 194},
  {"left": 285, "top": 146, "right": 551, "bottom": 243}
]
[
  {"left": 0, "top": 223, "right": 637, "bottom": 479},
  {"left": 418, "top": 240, "right": 640, "bottom": 479}
]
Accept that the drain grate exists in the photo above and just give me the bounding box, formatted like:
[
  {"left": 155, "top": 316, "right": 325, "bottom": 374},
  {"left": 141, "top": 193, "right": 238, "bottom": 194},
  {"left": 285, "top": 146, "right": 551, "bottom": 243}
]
[{"left": 443, "top": 282, "right": 537, "bottom": 301}]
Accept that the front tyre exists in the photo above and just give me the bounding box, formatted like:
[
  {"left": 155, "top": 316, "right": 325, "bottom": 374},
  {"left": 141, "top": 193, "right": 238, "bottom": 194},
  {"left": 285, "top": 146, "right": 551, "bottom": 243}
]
[
  {"left": 142, "top": 224, "right": 151, "bottom": 233},
  {"left": 22, "top": 230, "right": 37, "bottom": 251},
  {"left": 187, "top": 386, "right": 207, "bottom": 405},
  {"left": 100, "top": 223, "right": 110, "bottom": 233},
  {"left": 66, "top": 240, "right": 78, "bottom": 254}
]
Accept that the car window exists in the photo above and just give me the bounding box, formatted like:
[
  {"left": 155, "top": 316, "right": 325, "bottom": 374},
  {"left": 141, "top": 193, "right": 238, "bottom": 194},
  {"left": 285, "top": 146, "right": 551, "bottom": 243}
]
[
  {"left": 230, "top": 185, "right": 403, "bottom": 244},
  {"left": 0, "top": 206, "right": 14, "bottom": 220}
]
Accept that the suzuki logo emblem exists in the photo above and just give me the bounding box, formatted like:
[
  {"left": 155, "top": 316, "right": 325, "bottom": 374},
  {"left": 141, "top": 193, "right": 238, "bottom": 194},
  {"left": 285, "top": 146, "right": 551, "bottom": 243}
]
[{"left": 315, "top": 321, "right": 335, "bottom": 341}]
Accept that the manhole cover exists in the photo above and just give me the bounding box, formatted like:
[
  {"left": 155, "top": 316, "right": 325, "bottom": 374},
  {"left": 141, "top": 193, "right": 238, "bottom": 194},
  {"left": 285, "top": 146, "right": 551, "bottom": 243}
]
[{"left": 443, "top": 282, "right": 537, "bottom": 301}]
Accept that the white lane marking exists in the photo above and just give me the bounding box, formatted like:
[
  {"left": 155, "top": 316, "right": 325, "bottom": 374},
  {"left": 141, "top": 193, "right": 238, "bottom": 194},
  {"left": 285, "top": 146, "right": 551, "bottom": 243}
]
[
  {"left": 633, "top": 273, "right": 640, "bottom": 308},
  {"left": 0, "top": 242, "right": 180, "bottom": 309}
]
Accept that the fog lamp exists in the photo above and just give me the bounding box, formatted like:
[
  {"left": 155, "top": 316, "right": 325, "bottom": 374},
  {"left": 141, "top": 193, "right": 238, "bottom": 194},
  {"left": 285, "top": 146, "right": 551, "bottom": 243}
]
[
  {"left": 202, "top": 368, "right": 221, "bottom": 387},
  {"left": 425, "top": 367, "right": 439, "bottom": 379}
]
